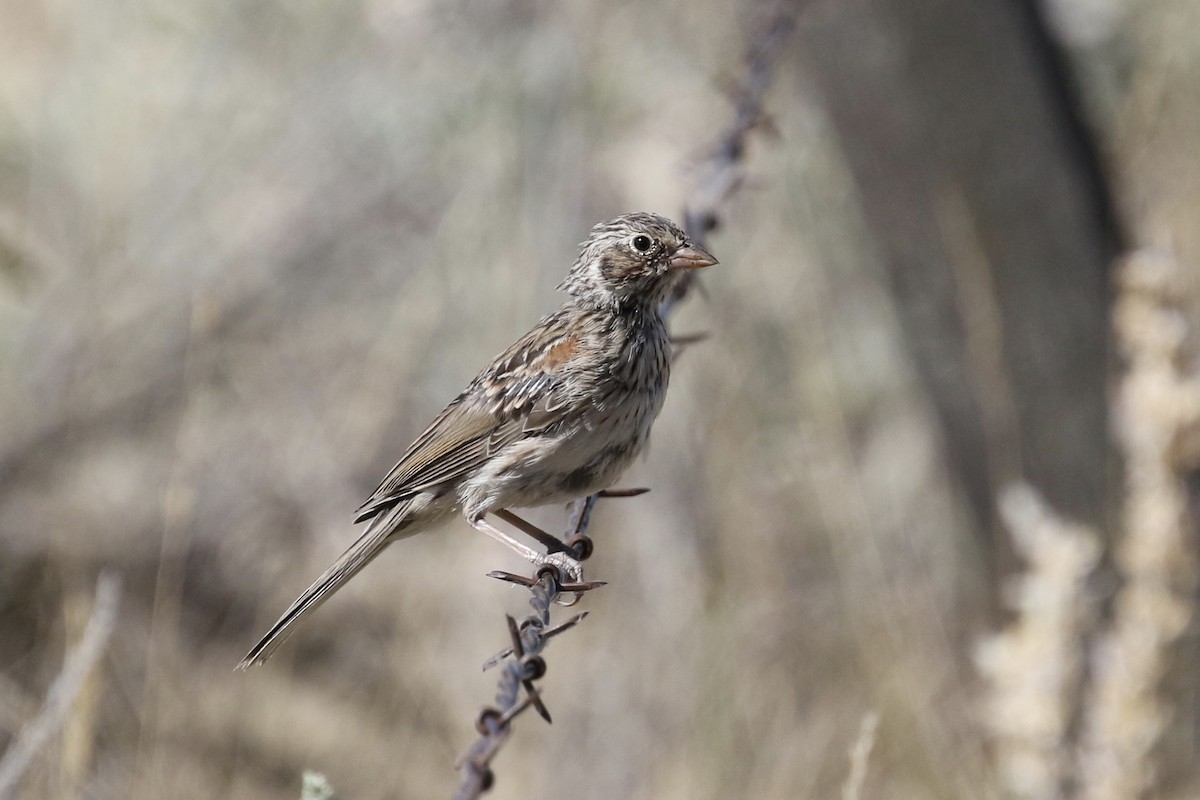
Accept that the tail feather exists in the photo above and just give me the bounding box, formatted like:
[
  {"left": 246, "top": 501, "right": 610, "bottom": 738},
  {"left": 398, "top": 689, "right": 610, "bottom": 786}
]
[{"left": 237, "top": 501, "right": 413, "bottom": 669}]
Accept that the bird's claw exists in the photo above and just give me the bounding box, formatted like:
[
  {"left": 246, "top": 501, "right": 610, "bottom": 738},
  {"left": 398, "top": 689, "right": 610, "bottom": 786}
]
[
  {"left": 534, "top": 552, "right": 593, "bottom": 607},
  {"left": 554, "top": 591, "right": 585, "bottom": 608},
  {"left": 534, "top": 550, "right": 584, "bottom": 584}
]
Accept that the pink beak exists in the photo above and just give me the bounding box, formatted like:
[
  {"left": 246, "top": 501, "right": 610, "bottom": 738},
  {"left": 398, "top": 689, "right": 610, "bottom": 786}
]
[{"left": 668, "top": 244, "right": 719, "bottom": 271}]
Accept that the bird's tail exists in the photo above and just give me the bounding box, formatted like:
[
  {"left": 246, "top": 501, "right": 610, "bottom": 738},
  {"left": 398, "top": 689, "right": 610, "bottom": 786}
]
[{"left": 237, "top": 500, "right": 415, "bottom": 669}]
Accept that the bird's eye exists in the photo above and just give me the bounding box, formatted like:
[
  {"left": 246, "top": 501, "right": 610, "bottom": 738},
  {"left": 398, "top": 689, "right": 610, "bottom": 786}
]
[{"left": 631, "top": 235, "right": 653, "bottom": 253}]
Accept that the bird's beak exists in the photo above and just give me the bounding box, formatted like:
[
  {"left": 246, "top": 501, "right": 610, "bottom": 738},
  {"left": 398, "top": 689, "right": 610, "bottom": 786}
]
[{"left": 669, "top": 244, "right": 719, "bottom": 271}]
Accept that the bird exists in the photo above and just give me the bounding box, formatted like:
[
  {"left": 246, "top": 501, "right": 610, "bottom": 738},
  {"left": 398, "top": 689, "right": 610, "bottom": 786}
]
[{"left": 238, "top": 212, "right": 717, "bottom": 668}]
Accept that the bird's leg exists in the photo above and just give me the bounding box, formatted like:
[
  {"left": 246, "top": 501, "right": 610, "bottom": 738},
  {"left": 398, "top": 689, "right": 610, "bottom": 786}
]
[
  {"left": 494, "top": 509, "right": 568, "bottom": 553},
  {"left": 493, "top": 509, "right": 588, "bottom": 607},
  {"left": 469, "top": 515, "right": 542, "bottom": 561},
  {"left": 469, "top": 514, "right": 583, "bottom": 582}
]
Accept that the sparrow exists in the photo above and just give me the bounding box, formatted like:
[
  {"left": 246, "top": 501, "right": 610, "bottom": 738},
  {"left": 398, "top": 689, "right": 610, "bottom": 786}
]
[{"left": 239, "top": 212, "right": 717, "bottom": 668}]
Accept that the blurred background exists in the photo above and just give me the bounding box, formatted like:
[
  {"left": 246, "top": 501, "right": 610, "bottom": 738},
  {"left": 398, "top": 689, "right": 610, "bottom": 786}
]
[{"left": 1, "top": 0, "right": 1198, "bottom": 798}]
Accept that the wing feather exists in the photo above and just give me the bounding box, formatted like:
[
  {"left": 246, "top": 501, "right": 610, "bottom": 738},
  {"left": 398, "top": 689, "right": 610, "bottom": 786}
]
[{"left": 355, "top": 308, "right": 589, "bottom": 522}]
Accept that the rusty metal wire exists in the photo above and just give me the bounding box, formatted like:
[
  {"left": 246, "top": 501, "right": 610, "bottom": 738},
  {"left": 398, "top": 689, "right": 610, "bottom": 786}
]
[
  {"left": 666, "top": 3, "right": 797, "bottom": 317},
  {"left": 453, "top": 7, "right": 797, "bottom": 798},
  {"left": 453, "top": 496, "right": 602, "bottom": 800}
]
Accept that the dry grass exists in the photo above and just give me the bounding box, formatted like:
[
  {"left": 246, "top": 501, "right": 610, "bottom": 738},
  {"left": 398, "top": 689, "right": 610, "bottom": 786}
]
[
  {"left": 1076, "top": 251, "right": 1200, "bottom": 800},
  {"left": 977, "top": 485, "right": 1100, "bottom": 800},
  {"left": 977, "top": 248, "right": 1200, "bottom": 800},
  {"left": 0, "top": 1, "right": 1198, "bottom": 799}
]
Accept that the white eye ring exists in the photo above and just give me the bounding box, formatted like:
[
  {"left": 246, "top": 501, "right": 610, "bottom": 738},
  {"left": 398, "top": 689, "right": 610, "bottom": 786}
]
[{"left": 631, "top": 235, "right": 653, "bottom": 253}]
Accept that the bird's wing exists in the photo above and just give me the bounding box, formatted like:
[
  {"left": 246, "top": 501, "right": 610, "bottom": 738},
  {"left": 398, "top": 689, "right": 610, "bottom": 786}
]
[{"left": 355, "top": 308, "right": 586, "bottom": 522}]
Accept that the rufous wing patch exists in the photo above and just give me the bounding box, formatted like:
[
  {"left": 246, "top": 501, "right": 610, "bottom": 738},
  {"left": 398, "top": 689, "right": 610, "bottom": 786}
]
[{"left": 542, "top": 334, "right": 580, "bottom": 370}]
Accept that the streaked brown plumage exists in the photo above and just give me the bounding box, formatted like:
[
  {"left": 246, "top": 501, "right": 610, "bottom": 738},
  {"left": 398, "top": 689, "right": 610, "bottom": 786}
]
[{"left": 239, "top": 212, "right": 717, "bottom": 668}]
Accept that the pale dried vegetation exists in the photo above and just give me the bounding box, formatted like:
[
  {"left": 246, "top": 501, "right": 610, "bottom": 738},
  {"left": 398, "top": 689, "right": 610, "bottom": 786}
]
[
  {"left": 1, "top": 1, "right": 1199, "bottom": 799},
  {"left": 980, "top": 248, "right": 1200, "bottom": 800},
  {"left": 977, "top": 484, "right": 1100, "bottom": 800}
]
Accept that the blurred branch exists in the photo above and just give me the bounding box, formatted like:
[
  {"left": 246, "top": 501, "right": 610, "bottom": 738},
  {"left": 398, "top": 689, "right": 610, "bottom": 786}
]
[
  {"left": 453, "top": 8, "right": 798, "bottom": 798},
  {"left": 793, "top": 0, "right": 1113, "bottom": 580},
  {"left": 0, "top": 572, "right": 122, "bottom": 797}
]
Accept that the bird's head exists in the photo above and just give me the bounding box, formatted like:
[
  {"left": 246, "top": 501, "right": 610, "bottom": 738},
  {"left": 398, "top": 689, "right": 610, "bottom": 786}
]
[{"left": 558, "top": 212, "right": 718, "bottom": 311}]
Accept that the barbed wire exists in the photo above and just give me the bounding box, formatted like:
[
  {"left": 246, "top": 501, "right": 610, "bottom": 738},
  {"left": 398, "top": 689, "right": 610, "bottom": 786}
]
[
  {"left": 452, "top": 5, "right": 797, "bottom": 798},
  {"left": 666, "top": 3, "right": 797, "bottom": 316}
]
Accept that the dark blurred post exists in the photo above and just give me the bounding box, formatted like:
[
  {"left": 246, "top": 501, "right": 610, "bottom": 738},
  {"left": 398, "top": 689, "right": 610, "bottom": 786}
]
[{"left": 795, "top": 0, "right": 1118, "bottom": 592}]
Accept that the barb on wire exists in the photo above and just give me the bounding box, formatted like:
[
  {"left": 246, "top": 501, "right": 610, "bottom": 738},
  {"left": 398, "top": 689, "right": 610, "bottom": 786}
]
[{"left": 454, "top": 7, "right": 795, "bottom": 797}]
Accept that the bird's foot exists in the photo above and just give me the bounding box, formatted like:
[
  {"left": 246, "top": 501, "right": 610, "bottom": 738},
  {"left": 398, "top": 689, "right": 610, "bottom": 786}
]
[
  {"left": 471, "top": 511, "right": 597, "bottom": 605},
  {"left": 533, "top": 550, "right": 584, "bottom": 584},
  {"left": 471, "top": 513, "right": 580, "bottom": 578},
  {"left": 534, "top": 551, "right": 593, "bottom": 607}
]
